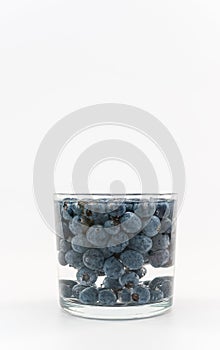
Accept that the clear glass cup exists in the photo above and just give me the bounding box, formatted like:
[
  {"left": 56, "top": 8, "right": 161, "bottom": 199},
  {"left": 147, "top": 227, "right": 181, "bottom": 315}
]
[{"left": 54, "top": 193, "right": 177, "bottom": 320}]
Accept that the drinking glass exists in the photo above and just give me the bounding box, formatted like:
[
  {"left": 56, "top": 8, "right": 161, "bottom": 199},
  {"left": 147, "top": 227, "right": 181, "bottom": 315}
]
[{"left": 54, "top": 193, "right": 177, "bottom": 320}]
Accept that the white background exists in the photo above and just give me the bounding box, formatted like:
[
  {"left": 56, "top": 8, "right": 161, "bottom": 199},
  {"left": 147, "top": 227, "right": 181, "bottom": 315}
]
[{"left": 0, "top": 0, "right": 220, "bottom": 349}]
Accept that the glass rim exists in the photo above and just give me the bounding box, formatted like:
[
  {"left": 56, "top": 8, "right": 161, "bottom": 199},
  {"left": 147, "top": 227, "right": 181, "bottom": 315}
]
[{"left": 54, "top": 192, "right": 178, "bottom": 197}]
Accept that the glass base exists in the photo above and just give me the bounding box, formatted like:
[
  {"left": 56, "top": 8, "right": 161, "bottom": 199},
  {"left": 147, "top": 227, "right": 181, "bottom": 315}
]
[{"left": 60, "top": 297, "right": 173, "bottom": 320}]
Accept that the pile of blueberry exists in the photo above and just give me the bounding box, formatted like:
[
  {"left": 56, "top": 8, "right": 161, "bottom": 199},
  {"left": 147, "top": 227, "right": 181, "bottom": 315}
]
[{"left": 55, "top": 197, "right": 176, "bottom": 306}]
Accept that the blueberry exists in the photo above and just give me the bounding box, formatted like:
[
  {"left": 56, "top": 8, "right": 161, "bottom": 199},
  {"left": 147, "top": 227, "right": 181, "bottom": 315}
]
[
  {"left": 149, "top": 276, "right": 168, "bottom": 289},
  {"left": 66, "top": 205, "right": 75, "bottom": 218},
  {"left": 92, "top": 212, "right": 109, "bottom": 225},
  {"left": 85, "top": 200, "right": 106, "bottom": 214},
  {"left": 83, "top": 249, "right": 104, "bottom": 271},
  {"left": 105, "top": 200, "right": 120, "bottom": 212},
  {"left": 59, "top": 280, "right": 77, "bottom": 298},
  {"left": 98, "top": 289, "right": 117, "bottom": 305},
  {"left": 142, "top": 251, "right": 150, "bottom": 264},
  {"left": 134, "top": 201, "right": 156, "bottom": 218},
  {"left": 79, "top": 286, "right": 98, "bottom": 305},
  {"left": 99, "top": 198, "right": 109, "bottom": 203},
  {"left": 99, "top": 247, "right": 113, "bottom": 259},
  {"left": 109, "top": 230, "right": 129, "bottom": 244},
  {"left": 159, "top": 280, "right": 173, "bottom": 298},
  {"left": 80, "top": 213, "right": 94, "bottom": 227},
  {"left": 71, "top": 202, "right": 83, "bottom": 216},
  {"left": 103, "top": 256, "right": 124, "bottom": 279},
  {"left": 97, "top": 270, "right": 105, "bottom": 276},
  {"left": 108, "top": 202, "right": 126, "bottom": 218},
  {"left": 64, "top": 250, "right": 84, "bottom": 269},
  {"left": 154, "top": 201, "right": 170, "bottom": 219},
  {"left": 71, "top": 234, "right": 92, "bottom": 253},
  {"left": 120, "top": 212, "right": 142, "bottom": 234},
  {"left": 107, "top": 230, "right": 128, "bottom": 253},
  {"left": 150, "top": 289, "right": 164, "bottom": 303},
  {"left": 72, "top": 284, "right": 88, "bottom": 298},
  {"left": 141, "top": 217, "right": 151, "bottom": 230},
  {"left": 142, "top": 216, "right": 161, "bottom": 237},
  {"left": 104, "top": 219, "right": 121, "bottom": 235},
  {"left": 76, "top": 266, "right": 98, "bottom": 286},
  {"left": 151, "top": 233, "right": 170, "bottom": 251},
  {"left": 119, "top": 272, "right": 139, "bottom": 288},
  {"left": 59, "top": 279, "right": 77, "bottom": 289},
  {"left": 102, "top": 277, "right": 122, "bottom": 290},
  {"left": 120, "top": 249, "right": 144, "bottom": 270},
  {"left": 59, "top": 284, "right": 73, "bottom": 298},
  {"left": 134, "top": 267, "right": 147, "bottom": 278},
  {"left": 128, "top": 234, "right": 152, "bottom": 253},
  {"left": 69, "top": 216, "right": 89, "bottom": 235},
  {"left": 108, "top": 240, "right": 128, "bottom": 253},
  {"left": 59, "top": 239, "right": 72, "bottom": 253},
  {"left": 160, "top": 218, "right": 172, "bottom": 234},
  {"left": 125, "top": 201, "right": 134, "bottom": 212},
  {"left": 61, "top": 208, "right": 73, "bottom": 221},
  {"left": 149, "top": 277, "right": 173, "bottom": 298},
  {"left": 58, "top": 251, "right": 67, "bottom": 266},
  {"left": 118, "top": 288, "right": 132, "bottom": 303},
  {"left": 149, "top": 249, "right": 170, "bottom": 267},
  {"left": 86, "top": 225, "right": 109, "bottom": 248},
  {"left": 143, "top": 280, "right": 151, "bottom": 287},
  {"left": 130, "top": 199, "right": 141, "bottom": 207},
  {"left": 131, "top": 285, "right": 150, "bottom": 304}
]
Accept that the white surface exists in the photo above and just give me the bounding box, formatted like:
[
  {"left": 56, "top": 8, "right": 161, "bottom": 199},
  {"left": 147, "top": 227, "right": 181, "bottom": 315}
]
[
  {"left": 0, "top": 0, "right": 220, "bottom": 348},
  {"left": 1, "top": 298, "right": 219, "bottom": 350}
]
